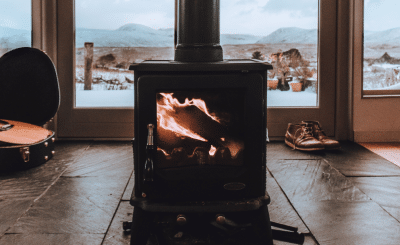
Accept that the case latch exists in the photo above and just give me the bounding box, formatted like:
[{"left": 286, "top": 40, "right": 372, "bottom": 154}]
[{"left": 19, "top": 147, "right": 30, "bottom": 163}]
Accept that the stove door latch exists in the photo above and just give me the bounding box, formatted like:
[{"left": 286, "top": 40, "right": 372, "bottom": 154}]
[{"left": 143, "top": 124, "right": 154, "bottom": 182}]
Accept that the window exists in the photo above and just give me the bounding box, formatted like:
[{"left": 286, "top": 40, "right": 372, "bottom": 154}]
[
  {"left": 0, "top": 0, "right": 31, "bottom": 56},
  {"left": 75, "top": 0, "right": 174, "bottom": 108},
  {"left": 221, "top": 0, "right": 319, "bottom": 107},
  {"left": 57, "top": 0, "right": 336, "bottom": 139},
  {"left": 74, "top": 0, "right": 319, "bottom": 108},
  {"left": 363, "top": 0, "right": 400, "bottom": 96}
]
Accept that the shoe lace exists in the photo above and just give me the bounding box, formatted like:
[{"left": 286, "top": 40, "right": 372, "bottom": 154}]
[
  {"left": 292, "top": 126, "right": 313, "bottom": 150},
  {"left": 314, "top": 124, "right": 326, "bottom": 136}
]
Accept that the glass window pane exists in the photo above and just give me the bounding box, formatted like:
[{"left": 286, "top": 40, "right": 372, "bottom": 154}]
[
  {"left": 221, "top": 0, "right": 319, "bottom": 107},
  {"left": 75, "top": 0, "right": 319, "bottom": 107},
  {"left": 364, "top": 0, "right": 400, "bottom": 91},
  {"left": 75, "top": 0, "right": 174, "bottom": 108},
  {"left": 0, "top": 0, "right": 31, "bottom": 56}
]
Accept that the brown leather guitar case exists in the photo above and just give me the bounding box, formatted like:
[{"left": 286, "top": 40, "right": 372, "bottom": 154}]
[{"left": 0, "top": 47, "right": 60, "bottom": 172}]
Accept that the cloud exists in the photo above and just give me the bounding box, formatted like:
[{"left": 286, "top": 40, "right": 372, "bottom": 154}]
[
  {"left": 76, "top": 0, "right": 175, "bottom": 30},
  {"left": 236, "top": 0, "right": 257, "bottom": 4},
  {"left": 262, "top": 0, "right": 318, "bottom": 17}
]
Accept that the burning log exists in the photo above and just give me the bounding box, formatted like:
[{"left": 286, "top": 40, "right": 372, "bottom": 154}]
[
  {"left": 214, "top": 146, "right": 231, "bottom": 165},
  {"left": 156, "top": 92, "right": 245, "bottom": 168}
]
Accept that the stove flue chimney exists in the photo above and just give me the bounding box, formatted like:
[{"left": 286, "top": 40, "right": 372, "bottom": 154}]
[{"left": 174, "top": 0, "right": 223, "bottom": 62}]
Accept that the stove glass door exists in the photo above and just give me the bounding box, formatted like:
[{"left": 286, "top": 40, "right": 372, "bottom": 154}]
[{"left": 156, "top": 90, "right": 245, "bottom": 169}]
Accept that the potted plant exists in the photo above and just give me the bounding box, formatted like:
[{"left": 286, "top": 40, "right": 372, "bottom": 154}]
[
  {"left": 291, "top": 58, "right": 314, "bottom": 92},
  {"left": 269, "top": 52, "right": 290, "bottom": 91},
  {"left": 267, "top": 70, "right": 279, "bottom": 90}
]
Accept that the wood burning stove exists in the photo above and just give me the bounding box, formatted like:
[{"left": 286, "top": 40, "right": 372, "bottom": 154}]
[
  {"left": 132, "top": 60, "right": 269, "bottom": 202},
  {"left": 126, "top": 1, "right": 304, "bottom": 244}
]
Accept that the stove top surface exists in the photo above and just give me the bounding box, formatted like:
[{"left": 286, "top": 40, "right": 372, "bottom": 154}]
[{"left": 129, "top": 59, "right": 272, "bottom": 72}]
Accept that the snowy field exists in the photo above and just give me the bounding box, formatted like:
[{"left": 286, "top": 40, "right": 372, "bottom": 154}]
[
  {"left": 75, "top": 67, "right": 134, "bottom": 91},
  {"left": 267, "top": 87, "right": 317, "bottom": 107},
  {"left": 363, "top": 62, "right": 400, "bottom": 90},
  {"left": 75, "top": 88, "right": 317, "bottom": 107},
  {"left": 76, "top": 90, "right": 134, "bottom": 107}
]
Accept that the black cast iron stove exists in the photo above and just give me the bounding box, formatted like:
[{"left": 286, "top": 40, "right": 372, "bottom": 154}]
[{"left": 127, "top": 1, "right": 304, "bottom": 244}]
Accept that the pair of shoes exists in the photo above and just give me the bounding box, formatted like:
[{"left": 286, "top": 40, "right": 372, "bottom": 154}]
[
  {"left": 302, "top": 121, "right": 341, "bottom": 150},
  {"left": 285, "top": 121, "right": 340, "bottom": 151}
]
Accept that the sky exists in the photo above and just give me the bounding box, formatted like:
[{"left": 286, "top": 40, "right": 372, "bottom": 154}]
[
  {"left": 1, "top": 0, "right": 318, "bottom": 36},
  {"left": 364, "top": 0, "right": 400, "bottom": 31},
  {"left": 1, "top": 0, "right": 399, "bottom": 35},
  {"left": 0, "top": 0, "right": 31, "bottom": 30},
  {"left": 75, "top": 0, "right": 319, "bottom": 36}
]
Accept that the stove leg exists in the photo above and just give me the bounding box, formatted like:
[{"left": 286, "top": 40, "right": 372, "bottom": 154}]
[
  {"left": 253, "top": 204, "right": 274, "bottom": 245},
  {"left": 130, "top": 207, "right": 152, "bottom": 245}
]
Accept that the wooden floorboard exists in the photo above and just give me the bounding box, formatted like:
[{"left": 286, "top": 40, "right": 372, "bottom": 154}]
[
  {"left": 352, "top": 177, "right": 400, "bottom": 222},
  {"left": 267, "top": 171, "right": 310, "bottom": 234},
  {"left": 6, "top": 176, "right": 126, "bottom": 234},
  {"left": 1, "top": 140, "right": 400, "bottom": 244},
  {"left": 0, "top": 234, "right": 104, "bottom": 245},
  {"left": 3, "top": 142, "right": 134, "bottom": 243},
  {"left": 323, "top": 141, "right": 400, "bottom": 177},
  {"left": 293, "top": 200, "right": 400, "bottom": 245},
  {"left": 102, "top": 201, "right": 132, "bottom": 245},
  {"left": 0, "top": 141, "right": 91, "bottom": 237},
  {"left": 268, "top": 159, "right": 369, "bottom": 202},
  {"left": 62, "top": 141, "right": 132, "bottom": 178},
  {"left": 267, "top": 142, "right": 400, "bottom": 245}
]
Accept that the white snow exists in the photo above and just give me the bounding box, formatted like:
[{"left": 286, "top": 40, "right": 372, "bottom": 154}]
[
  {"left": 75, "top": 88, "right": 317, "bottom": 107},
  {"left": 76, "top": 90, "right": 134, "bottom": 107},
  {"left": 375, "top": 82, "right": 400, "bottom": 90},
  {"left": 379, "top": 64, "right": 400, "bottom": 69},
  {"left": 267, "top": 88, "right": 317, "bottom": 107}
]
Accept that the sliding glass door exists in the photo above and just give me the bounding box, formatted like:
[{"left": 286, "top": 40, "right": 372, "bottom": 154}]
[{"left": 56, "top": 0, "right": 336, "bottom": 139}]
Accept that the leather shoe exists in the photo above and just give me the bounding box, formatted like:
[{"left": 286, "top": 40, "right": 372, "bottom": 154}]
[
  {"left": 285, "top": 123, "right": 325, "bottom": 151},
  {"left": 302, "top": 121, "right": 340, "bottom": 150}
]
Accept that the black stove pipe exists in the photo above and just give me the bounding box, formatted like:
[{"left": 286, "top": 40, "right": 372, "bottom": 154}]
[{"left": 174, "top": 0, "right": 223, "bottom": 62}]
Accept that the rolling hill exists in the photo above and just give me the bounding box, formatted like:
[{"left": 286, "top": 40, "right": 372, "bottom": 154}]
[
  {"left": 364, "top": 27, "right": 400, "bottom": 44},
  {"left": 2, "top": 24, "right": 400, "bottom": 49},
  {"left": 256, "top": 27, "right": 317, "bottom": 44},
  {"left": 0, "top": 26, "right": 30, "bottom": 49}
]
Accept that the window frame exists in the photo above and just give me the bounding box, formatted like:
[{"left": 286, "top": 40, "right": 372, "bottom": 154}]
[
  {"left": 53, "top": 0, "right": 338, "bottom": 140},
  {"left": 359, "top": 0, "right": 400, "bottom": 97}
]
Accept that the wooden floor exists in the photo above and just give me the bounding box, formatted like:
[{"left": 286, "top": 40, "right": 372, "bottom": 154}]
[{"left": 1, "top": 141, "right": 400, "bottom": 244}]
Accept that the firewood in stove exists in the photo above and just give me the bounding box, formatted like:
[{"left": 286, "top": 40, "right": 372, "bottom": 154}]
[
  {"left": 156, "top": 147, "right": 189, "bottom": 168},
  {"left": 191, "top": 147, "right": 209, "bottom": 165},
  {"left": 156, "top": 148, "right": 172, "bottom": 169},
  {"left": 157, "top": 125, "right": 210, "bottom": 153},
  {"left": 214, "top": 146, "right": 232, "bottom": 165},
  {"left": 170, "top": 147, "right": 188, "bottom": 167},
  {"left": 172, "top": 105, "right": 227, "bottom": 144},
  {"left": 157, "top": 126, "right": 182, "bottom": 151}
]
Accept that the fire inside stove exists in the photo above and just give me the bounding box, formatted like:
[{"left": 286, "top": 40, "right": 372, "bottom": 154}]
[{"left": 156, "top": 90, "right": 245, "bottom": 169}]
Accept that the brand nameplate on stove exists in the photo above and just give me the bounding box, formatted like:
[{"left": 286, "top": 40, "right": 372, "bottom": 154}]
[{"left": 224, "top": 182, "right": 246, "bottom": 191}]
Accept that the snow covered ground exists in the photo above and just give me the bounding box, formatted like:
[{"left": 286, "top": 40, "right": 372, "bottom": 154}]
[
  {"left": 75, "top": 88, "right": 317, "bottom": 107},
  {"left": 267, "top": 88, "right": 317, "bottom": 107},
  {"left": 76, "top": 90, "right": 134, "bottom": 107}
]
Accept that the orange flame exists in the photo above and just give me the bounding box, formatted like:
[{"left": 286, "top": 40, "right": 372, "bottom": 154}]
[
  {"left": 157, "top": 93, "right": 220, "bottom": 141},
  {"left": 158, "top": 147, "right": 170, "bottom": 156},
  {"left": 209, "top": 145, "right": 217, "bottom": 156}
]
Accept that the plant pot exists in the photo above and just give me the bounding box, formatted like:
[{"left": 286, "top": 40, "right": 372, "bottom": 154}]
[
  {"left": 289, "top": 82, "right": 302, "bottom": 92},
  {"left": 267, "top": 79, "right": 279, "bottom": 90}
]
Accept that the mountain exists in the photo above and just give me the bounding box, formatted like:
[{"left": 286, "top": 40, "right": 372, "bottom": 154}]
[
  {"left": 75, "top": 24, "right": 263, "bottom": 47},
  {"left": 221, "top": 34, "right": 262, "bottom": 45},
  {"left": 364, "top": 27, "right": 400, "bottom": 44},
  {"left": 256, "top": 27, "right": 317, "bottom": 44},
  {"left": 3, "top": 23, "right": 400, "bottom": 49},
  {"left": 76, "top": 24, "right": 174, "bottom": 47},
  {"left": 0, "top": 26, "right": 30, "bottom": 49}
]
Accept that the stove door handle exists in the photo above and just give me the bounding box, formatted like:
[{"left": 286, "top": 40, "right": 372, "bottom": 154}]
[{"left": 143, "top": 124, "right": 154, "bottom": 182}]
